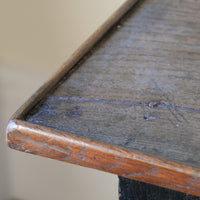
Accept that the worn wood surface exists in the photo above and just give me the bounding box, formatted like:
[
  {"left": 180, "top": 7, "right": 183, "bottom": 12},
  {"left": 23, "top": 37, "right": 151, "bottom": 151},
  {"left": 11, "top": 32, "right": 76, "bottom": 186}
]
[
  {"left": 7, "top": 119, "right": 200, "bottom": 196},
  {"left": 7, "top": 0, "right": 200, "bottom": 196},
  {"left": 27, "top": 0, "right": 200, "bottom": 168},
  {"left": 119, "top": 176, "right": 200, "bottom": 200}
]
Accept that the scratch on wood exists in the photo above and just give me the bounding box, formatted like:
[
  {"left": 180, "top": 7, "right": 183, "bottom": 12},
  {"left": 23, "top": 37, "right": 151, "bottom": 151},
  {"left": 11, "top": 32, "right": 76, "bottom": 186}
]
[
  {"left": 174, "top": 107, "right": 188, "bottom": 122},
  {"left": 167, "top": 107, "right": 182, "bottom": 122},
  {"left": 151, "top": 80, "right": 190, "bottom": 122},
  {"left": 152, "top": 79, "right": 172, "bottom": 102},
  {"left": 48, "top": 96, "right": 200, "bottom": 113}
]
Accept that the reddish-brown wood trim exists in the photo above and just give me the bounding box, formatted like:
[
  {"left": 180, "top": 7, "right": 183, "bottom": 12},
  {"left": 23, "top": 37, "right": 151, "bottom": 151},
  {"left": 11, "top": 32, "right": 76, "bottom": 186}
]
[
  {"left": 12, "top": 0, "right": 138, "bottom": 120},
  {"left": 7, "top": 119, "right": 200, "bottom": 196}
]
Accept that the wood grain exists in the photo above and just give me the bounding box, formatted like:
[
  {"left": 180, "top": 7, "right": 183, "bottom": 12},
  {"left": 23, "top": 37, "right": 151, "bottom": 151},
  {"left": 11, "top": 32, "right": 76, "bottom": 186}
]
[
  {"left": 27, "top": 0, "right": 200, "bottom": 168},
  {"left": 7, "top": 0, "right": 200, "bottom": 196},
  {"left": 7, "top": 119, "right": 200, "bottom": 196}
]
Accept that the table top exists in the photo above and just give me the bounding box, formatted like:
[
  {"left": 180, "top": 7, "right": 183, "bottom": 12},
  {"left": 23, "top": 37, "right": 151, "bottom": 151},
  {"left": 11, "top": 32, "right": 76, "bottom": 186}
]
[{"left": 7, "top": 0, "right": 200, "bottom": 196}]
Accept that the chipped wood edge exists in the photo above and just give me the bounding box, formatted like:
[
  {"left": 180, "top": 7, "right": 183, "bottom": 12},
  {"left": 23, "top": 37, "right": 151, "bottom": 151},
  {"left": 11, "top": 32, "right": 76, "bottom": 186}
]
[
  {"left": 11, "top": 0, "right": 138, "bottom": 120},
  {"left": 7, "top": 119, "right": 200, "bottom": 196}
]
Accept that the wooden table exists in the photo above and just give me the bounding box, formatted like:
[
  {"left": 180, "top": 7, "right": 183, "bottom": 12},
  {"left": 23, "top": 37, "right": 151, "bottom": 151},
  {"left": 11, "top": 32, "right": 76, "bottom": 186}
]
[{"left": 7, "top": 0, "right": 200, "bottom": 199}]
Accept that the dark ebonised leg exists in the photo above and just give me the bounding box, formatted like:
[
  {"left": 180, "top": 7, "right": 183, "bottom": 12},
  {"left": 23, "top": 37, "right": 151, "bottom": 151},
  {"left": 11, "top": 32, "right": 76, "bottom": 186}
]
[{"left": 118, "top": 176, "right": 200, "bottom": 200}]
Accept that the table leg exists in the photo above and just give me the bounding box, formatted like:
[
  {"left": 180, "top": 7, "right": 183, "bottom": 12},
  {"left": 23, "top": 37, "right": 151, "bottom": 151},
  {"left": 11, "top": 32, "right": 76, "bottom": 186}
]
[{"left": 118, "top": 176, "right": 200, "bottom": 200}]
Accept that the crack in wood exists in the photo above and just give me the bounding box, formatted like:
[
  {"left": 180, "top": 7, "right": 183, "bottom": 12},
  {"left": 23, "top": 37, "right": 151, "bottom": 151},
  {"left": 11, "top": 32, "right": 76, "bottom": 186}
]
[{"left": 48, "top": 96, "right": 200, "bottom": 113}]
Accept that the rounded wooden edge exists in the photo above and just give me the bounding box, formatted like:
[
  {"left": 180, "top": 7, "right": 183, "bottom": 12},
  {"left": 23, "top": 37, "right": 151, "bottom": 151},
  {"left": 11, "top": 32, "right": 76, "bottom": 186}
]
[{"left": 6, "top": 119, "right": 200, "bottom": 197}]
